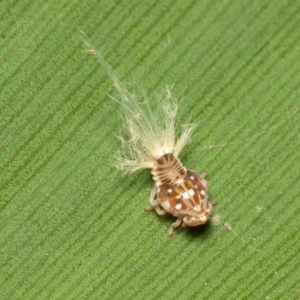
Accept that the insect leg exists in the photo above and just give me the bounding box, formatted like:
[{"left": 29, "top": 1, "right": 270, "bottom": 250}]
[
  {"left": 144, "top": 186, "right": 166, "bottom": 215},
  {"left": 168, "top": 217, "right": 183, "bottom": 237}
]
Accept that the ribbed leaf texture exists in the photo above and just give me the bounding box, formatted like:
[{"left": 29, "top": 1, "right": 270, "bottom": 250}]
[{"left": 0, "top": 1, "right": 299, "bottom": 299}]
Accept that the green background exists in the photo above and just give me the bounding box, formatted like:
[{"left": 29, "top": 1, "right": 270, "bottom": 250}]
[{"left": 1, "top": 1, "right": 299, "bottom": 299}]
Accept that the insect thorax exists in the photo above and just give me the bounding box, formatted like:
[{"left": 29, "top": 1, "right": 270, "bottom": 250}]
[{"left": 151, "top": 153, "right": 212, "bottom": 226}]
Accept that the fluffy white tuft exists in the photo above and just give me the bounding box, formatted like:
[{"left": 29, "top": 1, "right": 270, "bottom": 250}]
[{"left": 85, "top": 41, "right": 195, "bottom": 173}]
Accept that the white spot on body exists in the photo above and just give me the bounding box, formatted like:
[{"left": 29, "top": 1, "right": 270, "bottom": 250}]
[
  {"left": 167, "top": 188, "right": 172, "bottom": 193},
  {"left": 182, "top": 188, "right": 195, "bottom": 199},
  {"left": 200, "top": 190, "right": 206, "bottom": 196},
  {"left": 190, "top": 176, "right": 194, "bottom": 180},
  {"left": 175, "top": 203, "right": 182, "bottom": 210}
]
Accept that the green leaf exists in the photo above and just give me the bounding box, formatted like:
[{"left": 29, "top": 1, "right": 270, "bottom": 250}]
[{"left": 1, "top": 1, "right": 299, "bottom": 299}]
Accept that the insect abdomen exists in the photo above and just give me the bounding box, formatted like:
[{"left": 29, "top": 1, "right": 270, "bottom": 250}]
[{"left": 151, "top": 153, "right": 186, "bottom": 186}]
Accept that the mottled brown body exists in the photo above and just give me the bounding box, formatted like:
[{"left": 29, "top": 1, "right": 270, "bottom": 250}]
[{"left": 146, "top": 153, "right": 212, "bottom": 236}]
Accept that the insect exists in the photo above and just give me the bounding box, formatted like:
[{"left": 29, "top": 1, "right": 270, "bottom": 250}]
[{"left": 85, "top": 41, "right": 212, "bottom": 236}]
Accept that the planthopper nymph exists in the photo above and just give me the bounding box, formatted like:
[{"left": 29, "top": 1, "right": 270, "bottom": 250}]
[{"left": 85, "top": 41, "right": 213, "bottom": 236}]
